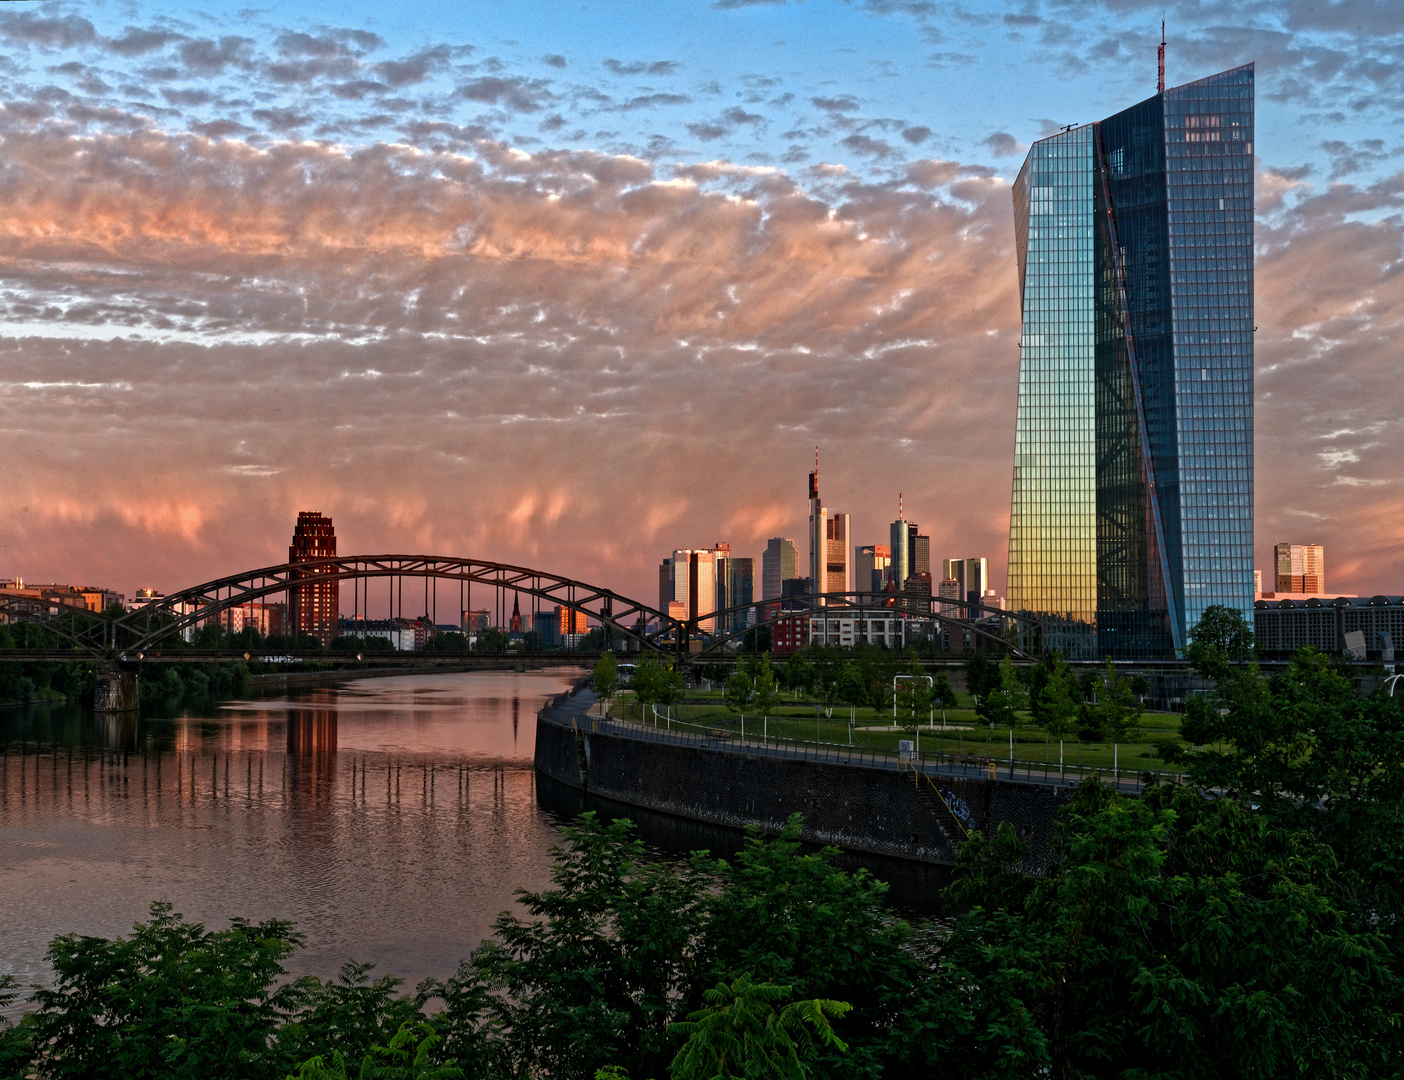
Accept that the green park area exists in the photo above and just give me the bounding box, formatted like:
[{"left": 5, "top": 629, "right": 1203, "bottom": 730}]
[{"left": 600, "top": 648, "right": 1186, "bottom": 781}]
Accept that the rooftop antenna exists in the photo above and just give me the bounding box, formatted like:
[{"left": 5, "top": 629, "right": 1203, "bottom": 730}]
[
  {"left": 899, "top": 492, "right": 903, "bottom": 520},
  {"left": 1157, "top": 20, "right": 1165, "bottom": 93}
]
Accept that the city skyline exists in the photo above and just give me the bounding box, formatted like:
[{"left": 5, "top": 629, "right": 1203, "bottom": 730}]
[{"left": 0, "top": 1, "right": 1400, "bottom": 607}]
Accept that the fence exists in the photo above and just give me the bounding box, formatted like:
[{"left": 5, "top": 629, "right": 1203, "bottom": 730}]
[{"left": 550, "top": 698, "right": 1184, "bottom": 793}]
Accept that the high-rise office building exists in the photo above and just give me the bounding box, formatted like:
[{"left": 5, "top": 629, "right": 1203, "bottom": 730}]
[
  {"left": 964, "top": 557, "right": 989, "bottom": 609},
  {"left": 659, "top": 548, "right": 721, "bottom": 632},
  {"left": 721, "top": 556, "right": 755, "bottom": 632},
  {"left": 911, "top": 535, "right": 931, "bottom": 579},
  {"left": 1006, "top": 64, "right": 1255, "bottom": 657},
  {"left": 855, "top": 544, "right": 891, "bottom": 601},
  {"left": 807, "top": 452, "right": 851, "bottom": 599},
  {"left": 1274, "top": 542, "right": 1324, "bottom": 595},
  {"left": 824, "top": 513, "right": 853, "bottom": 596},
  {"left": 942, "top": 559, "right": 964, "bottom": 600},
  {"left": 762, "top": 538, "right": 798, "bottom": 602},
  {"left": 889, "top": 500, "right": 915, "bottom": 593},
  {"left": 289, "top": 511, "right": 338, "bottom": 646}
]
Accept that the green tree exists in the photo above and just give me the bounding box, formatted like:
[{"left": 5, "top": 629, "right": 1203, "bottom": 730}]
[
  {"left": 895, "top": 656, "right": 933, "bottom": 734},
  {"left": 667, "top": 975, "right": 850, "bottom": 1080},
  {"left": 28, "top": 901, "right": 303, "bottom": 1080},
  {"left": 930, "top": 670, "right": 957, "bottom": 726},
  {"left": 804, "top": 647, "right": 846, "bottom": 718},
  {"left": 1032, "top": 653, "right": 1080, "bottom": 735},
  {"left": 474, "top": 627, "right": 509, "bottom": 653},
  {"left": 631, "top": 656, "right": 685, "bottom": 721},
  {"left": 1084, "top": 659, "right": 1142, "bottom": 743},
  {"left": 592, "top": 651, "right": 619, "bottom": 716},
  {"left": 964, "top": 652, "right": 1001, "bottom": 705},
  {"left": 778, "top": 653, "right": 813, "bottom": 696},
  {"left": 0, "top": 974, "right": 34, "bottom": 1075},
  {"left": 285, "top": 1021, "right": 465, "bottom": 1080},
  {"left": 922, "top": 779, "right": 1402, "bottom": 1077},
  {"left": 1185, "top": 602, "right": 1257, "bottom": 673},
  {"left": 750, "top": 654, "right": 782, "bottom": 725},
  {"left": 470, "top": 814, "right": 710, "bottom": 1080},
  {"left": 975, "top": 656, "right": 1026, "bottom": 728},
  {"left": 834, "top": 662, "right": 867, "bottom": 715},
  {"left": 723, "top": 667, "right": 754, "bottom": 715},
  {"left": 698, "top": 815, "right": 918, "bottom": 1077},
  {"left": 278, "top": 961, "right": 422, "bottom": 1070}
]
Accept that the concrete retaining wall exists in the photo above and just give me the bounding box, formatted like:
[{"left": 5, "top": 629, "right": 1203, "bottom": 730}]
[{"left": 535, "top": 706, "right": 1076, "bottom": 870}]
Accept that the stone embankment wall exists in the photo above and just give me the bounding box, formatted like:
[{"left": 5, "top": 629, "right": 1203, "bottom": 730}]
[{"left": 536, "top": 701, "right": 1076, "bottom": 870}]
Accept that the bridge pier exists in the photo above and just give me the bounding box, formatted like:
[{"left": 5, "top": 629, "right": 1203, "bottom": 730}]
[{"left": 93, "top": 662, "right": 140, "bottom": 713}]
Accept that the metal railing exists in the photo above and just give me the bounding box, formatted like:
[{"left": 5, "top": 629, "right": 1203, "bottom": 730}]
[{"left": 550, "top": 704, "right": 1182, "bottom": 793}]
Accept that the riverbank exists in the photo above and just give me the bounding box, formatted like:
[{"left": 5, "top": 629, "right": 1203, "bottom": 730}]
[{"left": 535, "top": 685, "right": 1074, "bottom": 870}]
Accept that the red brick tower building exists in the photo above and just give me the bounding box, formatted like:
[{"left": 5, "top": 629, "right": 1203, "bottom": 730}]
[{"left": 289, "top": 511, "right": 338, "bottom": 646}]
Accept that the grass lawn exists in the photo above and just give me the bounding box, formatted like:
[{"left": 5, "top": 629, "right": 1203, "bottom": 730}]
[{"left": 609, "top": 690, "right": 1183, "bottom": 778}]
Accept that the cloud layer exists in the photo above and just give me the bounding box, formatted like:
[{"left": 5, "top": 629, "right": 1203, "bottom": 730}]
[{"left": 0, "top": 0, "right": 1401, "bottom": 605}]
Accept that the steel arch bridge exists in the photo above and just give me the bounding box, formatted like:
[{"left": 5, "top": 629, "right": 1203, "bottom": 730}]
[
  {"left": 1, "top": 556, "right": 685, "bottom": 660},
  {"left": 0, "top": 555, "right": 1041, "bottom": 662}
]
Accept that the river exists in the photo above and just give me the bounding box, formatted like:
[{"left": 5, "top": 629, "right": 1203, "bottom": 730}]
[{"left": 0, "top": 668, "right": 943, "bottom": 1009}]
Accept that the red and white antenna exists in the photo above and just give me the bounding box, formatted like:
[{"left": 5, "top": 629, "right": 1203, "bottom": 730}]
[
  {"left": 1157, "top": 21, "right": 1165, "bottom": 93},
  {"left": 898, "top": 492, "right": 903, "bottom": 520}
]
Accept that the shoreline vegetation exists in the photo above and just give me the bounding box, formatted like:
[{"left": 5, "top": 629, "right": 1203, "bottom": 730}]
[{"left": 2, "top": 609, "right": 1404, "bottom": 1076}]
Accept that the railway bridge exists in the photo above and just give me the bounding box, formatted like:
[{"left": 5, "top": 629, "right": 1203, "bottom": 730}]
[{"left": 0, "top": 554, "right": 1040, "bottom": 710}]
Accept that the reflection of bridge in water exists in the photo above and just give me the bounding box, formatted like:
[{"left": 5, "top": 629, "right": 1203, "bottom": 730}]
[{"left": 0, "top": 554, "right": 1041, "bottom": 711}]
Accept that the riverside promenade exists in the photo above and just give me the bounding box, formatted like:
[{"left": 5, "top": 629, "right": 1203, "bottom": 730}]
[{"left": 535, "top": 684, "right": 1083, "bottom": 870}]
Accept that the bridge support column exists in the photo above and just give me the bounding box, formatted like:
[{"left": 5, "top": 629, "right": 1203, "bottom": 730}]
[{"left": 94, "top": 662, "right": 139, "bottom": 713}]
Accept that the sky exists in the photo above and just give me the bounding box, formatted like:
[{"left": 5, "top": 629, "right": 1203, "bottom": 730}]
[{"left": 0, "top": 0, "right": 1401, "bottom": 608}]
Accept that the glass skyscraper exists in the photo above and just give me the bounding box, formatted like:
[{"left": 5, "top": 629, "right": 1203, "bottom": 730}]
[{"left": 1007, "top": 64, "right": 1255, "bottom": 658}]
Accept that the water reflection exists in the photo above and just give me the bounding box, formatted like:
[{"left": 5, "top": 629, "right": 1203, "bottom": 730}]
[
  {"left": 1, "top": 666, "right": 943, "bottom": 1011},
  {"left": 94, "top": 712, "right": 138, "bottom": 752},
  {"left": 0, "top": 669, "right": 583, "bottom": 1002}
]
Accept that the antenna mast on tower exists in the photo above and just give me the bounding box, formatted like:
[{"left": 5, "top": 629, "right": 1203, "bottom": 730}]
[{"left": 1157, "top": 21, "right": 1165, "bottom": 93}]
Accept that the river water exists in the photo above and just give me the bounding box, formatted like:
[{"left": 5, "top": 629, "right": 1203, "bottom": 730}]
[
  {"left": 0, "top": 669, "right": 588, "bottom": 1001},
  {"left": 1, "top": 669, "right": 943, "bottom": 1009}
]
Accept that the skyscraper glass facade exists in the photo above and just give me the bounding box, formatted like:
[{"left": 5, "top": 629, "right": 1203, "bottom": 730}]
[{"left": 1007, "top": 64, "right": 1255, "bottom": 658}]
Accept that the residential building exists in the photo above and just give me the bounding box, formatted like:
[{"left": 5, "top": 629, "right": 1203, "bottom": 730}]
[
  {"left": 1274, "top": 542, "right": 1325, "bottom": 595},
  {"left": 226, "top": 602, "right": 287, "bottom": 637},
  {"left": 761, "top": 538, "right": 798, "bottom": 603},
  {"left": 289, "top": 511, "right": 338, "bottom": 646},
  {"left": 338, "top": 617, "right": 423, "bottom": 651},
  {"left": 1006, "top": 64, "right": 1256, "bottom": 658},
  {"left": 1, "top": 579, "right": 124, "bottom": 612},
  {"left": 807, "top": 612, "right": 922, "bottom": 649},
  {"left": 771, "top": 614, "right": 809, "bottom": 657},
  {"left": 937, "top": 577, "right": 962, "bottom": 617}
]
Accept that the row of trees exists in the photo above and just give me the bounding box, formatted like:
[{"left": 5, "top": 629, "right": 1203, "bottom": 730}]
[
  {"left": 6, "top": 621, "right": 1404, "bottom": 1077},
  {"left": 3, "top": 609, "right": 1403, "bottom": 1075}
]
